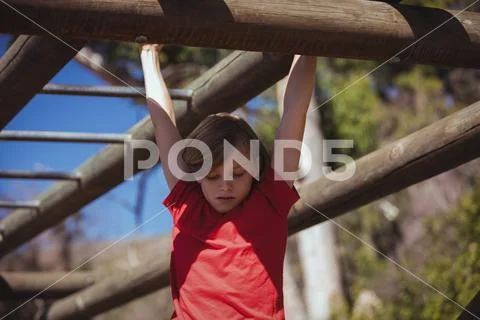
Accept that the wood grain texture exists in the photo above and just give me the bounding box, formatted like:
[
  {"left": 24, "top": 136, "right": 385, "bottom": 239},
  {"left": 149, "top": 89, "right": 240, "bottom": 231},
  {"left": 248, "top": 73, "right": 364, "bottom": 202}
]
[
  {"left": 45, "top": 258, "right": 170, "bottom": 320},
  {"left": 1, "top": 0, "right": 479, "bottom": 67},
  {"left": 0, "top": 35, "right": 85, "bottom": 129}
]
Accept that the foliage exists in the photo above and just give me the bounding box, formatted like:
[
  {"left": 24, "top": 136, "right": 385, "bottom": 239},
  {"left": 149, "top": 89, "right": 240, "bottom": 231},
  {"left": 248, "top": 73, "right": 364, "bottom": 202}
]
[
  {"left": 88, "top": 40, "right": 221, "bottom": 65},
  {"left": 337, "top": 204, "right": 398, "bottom": 300},
  {"left": 402, "top": 0, "right": 469, "bottom": 8},
  {"left": 87, "top": 40, "right": 224, "bottom": 81},
  {"left": 386, "top": 65, "right": 450, "bottom": 140},
  {"left": 336, "top": 182, "right": 480, "bottom": 319},
  {"left": 318, "top": 59, "right": 381, "bottom": 158},
  {"left": 318, "top": 59, "right": 453, "bottom": 160},
  {"left": 307, "top": 2, "right": 478, "bottom": 318},
  {"left": 251, "top": 106, "right": 280, "bottom": 156}
]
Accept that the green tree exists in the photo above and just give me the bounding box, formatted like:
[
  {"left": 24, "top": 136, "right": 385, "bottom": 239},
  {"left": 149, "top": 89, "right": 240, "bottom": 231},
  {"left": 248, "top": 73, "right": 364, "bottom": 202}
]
[{"left": 336, "top": 182, "right": 480, "bottom": 320}]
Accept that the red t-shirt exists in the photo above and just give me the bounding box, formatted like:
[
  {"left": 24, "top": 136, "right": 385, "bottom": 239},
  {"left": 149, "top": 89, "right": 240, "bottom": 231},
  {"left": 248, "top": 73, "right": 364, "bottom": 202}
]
[{"left": 162, "top": 165, "right": 300, "bottom": 320}]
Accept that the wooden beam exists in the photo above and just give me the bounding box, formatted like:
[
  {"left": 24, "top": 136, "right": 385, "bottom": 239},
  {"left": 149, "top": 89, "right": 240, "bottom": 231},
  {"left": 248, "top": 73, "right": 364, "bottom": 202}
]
[
  {"left": 45, "top": 259, "right": 169, "bottom": 320},
  {"left": 0, "top": 272, "right": 95, "bottom": 300},
  {"left": 0, "top": 51, "right": 293, "bottom": 258},
  {"left": 288, "top": 100, "right": 480, "bottom": 235},
  {"left": 1, "top": 1, "right": 480, "bottom": 68},
  {"left": 30, "top": 100, "right": 480, "bottom": 320},
  {"left": 0, "top": 35, "right": 85, "bottom": 129}
]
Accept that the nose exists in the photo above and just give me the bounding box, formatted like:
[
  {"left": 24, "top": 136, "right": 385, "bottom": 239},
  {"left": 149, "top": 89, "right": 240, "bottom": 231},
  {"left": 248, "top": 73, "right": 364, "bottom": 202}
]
[{"left": 220, "top": 178, "right": 233, "bottom": 191}]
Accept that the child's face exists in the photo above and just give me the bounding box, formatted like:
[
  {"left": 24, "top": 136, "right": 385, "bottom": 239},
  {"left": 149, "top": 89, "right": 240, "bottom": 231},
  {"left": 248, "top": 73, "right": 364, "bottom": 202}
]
[{"left": 198, "top": 155, "right": 254, "bottom": 214}]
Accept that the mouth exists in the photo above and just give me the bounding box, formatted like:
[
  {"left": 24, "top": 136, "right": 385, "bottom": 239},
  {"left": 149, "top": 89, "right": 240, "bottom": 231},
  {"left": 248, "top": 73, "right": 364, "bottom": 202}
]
[{"left": 216, "top": 196, "right": 235, "bottom": 201}]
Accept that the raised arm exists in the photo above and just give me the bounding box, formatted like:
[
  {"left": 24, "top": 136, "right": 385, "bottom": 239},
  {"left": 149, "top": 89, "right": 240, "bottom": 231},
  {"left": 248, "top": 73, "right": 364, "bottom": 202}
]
[
  {"left": 140, "top": 44, "right": 183, "bottom": 190},
  {"left": 273, "top": 55, "right": 316, "bottom": 188}
]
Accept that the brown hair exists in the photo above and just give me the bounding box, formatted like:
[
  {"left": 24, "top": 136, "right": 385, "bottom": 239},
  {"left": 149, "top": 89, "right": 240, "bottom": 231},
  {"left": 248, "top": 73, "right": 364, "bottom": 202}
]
[{"left": 181, "top": 112, "right": 270, "bottom": 183}]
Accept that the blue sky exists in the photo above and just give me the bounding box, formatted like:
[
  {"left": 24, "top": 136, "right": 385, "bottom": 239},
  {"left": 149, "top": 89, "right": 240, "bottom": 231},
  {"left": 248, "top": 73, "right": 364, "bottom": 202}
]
[{"left": 0, "top": 34, "right": 175, "bottom": 240}]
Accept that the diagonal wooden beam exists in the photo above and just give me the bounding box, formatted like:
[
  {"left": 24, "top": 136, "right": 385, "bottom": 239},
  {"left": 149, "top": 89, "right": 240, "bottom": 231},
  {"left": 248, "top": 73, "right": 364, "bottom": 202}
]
[
  {"left": 0, "top": 35, "right": 85, "bottom": 129},
  {"left": 41, "top": 99, "right": 480, "bottom": 320},
  {"left": 1, "top": 1, "right": 480, "bottom": 68},
  {"left": 45, "top": 258, "right": 169, "bottom": 320},
  {"left": 0, "top": 51, "right": 293, "bottom": 258},
  {"left": 288, "top": 100, "right": 480, "bottom": 235},
  {"left": 0, "top": 271, "right": 96, "bottom": 300}
]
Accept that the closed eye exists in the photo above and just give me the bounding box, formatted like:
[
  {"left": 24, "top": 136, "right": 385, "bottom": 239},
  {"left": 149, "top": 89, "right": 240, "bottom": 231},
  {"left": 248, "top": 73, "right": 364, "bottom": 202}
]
[
  {"left": 233, "top": 172, "right": 244, "bottom": 178},
  {"left": 206, "top": 172, "right": 244, "bottom": 180}
]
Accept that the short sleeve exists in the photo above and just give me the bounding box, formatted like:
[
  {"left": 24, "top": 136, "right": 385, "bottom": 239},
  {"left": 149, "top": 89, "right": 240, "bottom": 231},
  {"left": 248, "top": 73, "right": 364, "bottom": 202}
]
[
  {"left": 258, "top": 165, "right": 301, "bottom": 217},
  {"left": 162, "top": 179, "right": 205, "bottom": 225}
]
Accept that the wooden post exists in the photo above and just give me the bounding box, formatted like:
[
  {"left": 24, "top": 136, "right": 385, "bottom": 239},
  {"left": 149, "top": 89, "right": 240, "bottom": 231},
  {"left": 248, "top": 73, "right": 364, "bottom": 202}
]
[
  {"left": 0, "top": 51, "right": 293, "bottom": 258},
  {"left": 0, "top": 35, "right": 85, "bottom": 129},
  {"left": 0, "top": 272, "right": 95, "bottom": 300},
  {"left": 1, "top": 1, "right": 480, "bottom": 68},
  {"left": 288, "top": 100, "right": 480, "bottom": 235}
]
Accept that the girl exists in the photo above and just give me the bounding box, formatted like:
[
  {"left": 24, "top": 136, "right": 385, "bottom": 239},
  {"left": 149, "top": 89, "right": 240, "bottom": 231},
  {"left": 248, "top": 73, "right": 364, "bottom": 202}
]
[{"left": 140, "top": 44, "right": 316, "bottom": 319}]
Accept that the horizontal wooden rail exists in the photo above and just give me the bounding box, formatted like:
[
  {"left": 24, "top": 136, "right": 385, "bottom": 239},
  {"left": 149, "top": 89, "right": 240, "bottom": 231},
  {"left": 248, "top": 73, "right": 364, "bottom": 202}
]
[
  {"left": 1, "top": 1, "right": 480, "bottom": 67},
  {"left": 0, "top": 131, "right": 129, "bottom": 144}
]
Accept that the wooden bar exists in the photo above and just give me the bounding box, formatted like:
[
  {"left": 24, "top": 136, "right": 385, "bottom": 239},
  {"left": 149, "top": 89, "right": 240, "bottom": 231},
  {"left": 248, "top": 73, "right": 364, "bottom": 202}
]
[
  {"left": 0, "top": 170, "right": 80, "bottom": 181},
  {"left": 0, "top": 130, "right": 129, "bottom": 144},
  {"left": 0, "top": 200, "right": 39, "bottom": 210},
  {"left": 45, "top": 259, "right": 169, "bottom": 319},
  {"left": 41, "top": 84, "right": 193, "bottom": 100},
  {"left": 0, "top": 35, "right": 85, "bottom": 130},
  {"left": 0, "top": 272, "right": 95, "bottom": 300},
  {"left": 1, "top": 1, "right": 480, "bottom": 68}
]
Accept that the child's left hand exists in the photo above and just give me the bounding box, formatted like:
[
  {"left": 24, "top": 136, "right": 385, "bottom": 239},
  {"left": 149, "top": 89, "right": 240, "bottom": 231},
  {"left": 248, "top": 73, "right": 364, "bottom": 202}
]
[{"left": 140, "top": 43, "right": 164, "bottom": 53}]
